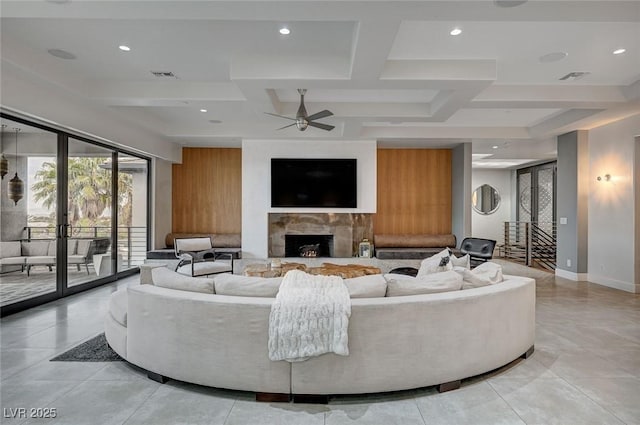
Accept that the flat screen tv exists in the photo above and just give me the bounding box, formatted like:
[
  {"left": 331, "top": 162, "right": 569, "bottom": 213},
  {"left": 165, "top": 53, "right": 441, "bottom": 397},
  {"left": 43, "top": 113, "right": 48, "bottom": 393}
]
[{"left": 271, "top": 158, "right": 357, "bottom": 208}]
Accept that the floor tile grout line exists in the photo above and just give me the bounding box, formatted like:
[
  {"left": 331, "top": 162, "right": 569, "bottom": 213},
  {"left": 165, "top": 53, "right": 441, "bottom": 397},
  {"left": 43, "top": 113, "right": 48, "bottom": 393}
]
[
  {"left": 120, "top": 380, "right": 165, "bottom": 425},
  {"left": 563, "top": 378, "right": 631, "bottom": 425},
  {"left": 486, "top": 378, "right": 529, "bottom": 424},
  {"left": 412, "top": 395, "right": 429, "bottom": 425},
  {"left": 222, "top": 399, "right": 237, "bottom": 425}
]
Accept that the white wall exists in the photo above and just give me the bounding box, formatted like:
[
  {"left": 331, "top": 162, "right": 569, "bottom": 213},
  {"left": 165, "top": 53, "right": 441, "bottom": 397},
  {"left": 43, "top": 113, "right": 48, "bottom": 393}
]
[
  {"left": 242, "top": 139, "right": 377, "bottom": 258},
  {"left": 1, "top": 60, "right": 181, "bottom": 163},
  {"left": 152, "top": 158, "right": 173, "bottom": 249},
  {"left": 471, "top": 169, "right": 512, "bottom": 243},
  {"left": 587, "top": 114, "right": 640, "bottom": 292}
]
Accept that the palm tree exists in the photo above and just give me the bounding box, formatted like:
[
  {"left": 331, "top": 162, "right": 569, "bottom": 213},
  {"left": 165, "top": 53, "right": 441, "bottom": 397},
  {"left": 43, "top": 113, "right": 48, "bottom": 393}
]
[{"left": 31, "top": 157, "right": 132, "bottom": 227}]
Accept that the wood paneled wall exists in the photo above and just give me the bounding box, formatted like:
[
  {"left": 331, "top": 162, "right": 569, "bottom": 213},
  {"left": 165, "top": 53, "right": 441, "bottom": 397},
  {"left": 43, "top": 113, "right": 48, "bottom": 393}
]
[
  {"left": 375, "top": 149, "right": 452, "bottom": 235},
  {"left": 172, "top": 148, "right": 241, "bottom": 234}
]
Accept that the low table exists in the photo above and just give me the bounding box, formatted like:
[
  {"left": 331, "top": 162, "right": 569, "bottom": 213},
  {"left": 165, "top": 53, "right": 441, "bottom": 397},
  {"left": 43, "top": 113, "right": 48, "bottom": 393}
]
[{"left": 244, "top": 262, "right": 381, "bottom": 279}]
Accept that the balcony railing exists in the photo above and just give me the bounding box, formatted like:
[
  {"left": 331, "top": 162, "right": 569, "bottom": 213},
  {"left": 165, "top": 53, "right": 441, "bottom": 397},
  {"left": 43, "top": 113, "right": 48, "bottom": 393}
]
[
  {"left": 503, "top": 221, "right": 557, "bottom": 271},
  {"left": 23, "top": 225, "right": 147, "bottom": 268}
]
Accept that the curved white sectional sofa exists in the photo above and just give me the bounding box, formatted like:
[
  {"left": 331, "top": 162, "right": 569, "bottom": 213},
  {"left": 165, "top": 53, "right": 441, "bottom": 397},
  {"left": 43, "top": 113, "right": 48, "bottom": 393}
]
[{"left": 105, "top": 273, "right": 535, "bottom": 397}]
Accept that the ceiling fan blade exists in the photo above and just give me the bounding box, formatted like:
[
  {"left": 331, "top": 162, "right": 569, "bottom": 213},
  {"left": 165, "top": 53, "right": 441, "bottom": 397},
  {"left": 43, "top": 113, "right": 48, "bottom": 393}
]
[
  {"left": 264, "top": 112, "right": 296, "bottom": 121},
  {"left": 307, "top": 121, "right": 335, "bottom": 131},
  {"left": 276, "top": 123, "right": 297, "bottom": 130},
  {"left": 306, "top": 110, "right": 333, "bottom": 121}
]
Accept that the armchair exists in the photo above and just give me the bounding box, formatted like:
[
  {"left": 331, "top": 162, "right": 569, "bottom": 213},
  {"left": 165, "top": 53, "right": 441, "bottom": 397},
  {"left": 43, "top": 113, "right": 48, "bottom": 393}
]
[
  {"left": 459, "top": 237, "right": 497, "bottom": 267},
  {"left": 174, "top": 237, "right": 233, "bottom": 277}
]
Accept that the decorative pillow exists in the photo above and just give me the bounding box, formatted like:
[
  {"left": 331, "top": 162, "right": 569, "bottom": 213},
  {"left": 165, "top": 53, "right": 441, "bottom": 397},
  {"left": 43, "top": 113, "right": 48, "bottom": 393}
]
[
  {"left": 151, "top": 266, "right": 215, "bottom": 294},
  {"left": 462, "top": 262, "right": 504, "bottom": 289},
  {"left": 344, "top": 274, "right": 387, "bottom": 298},
  {"left": 450, "top": 253, "right": 471, "bottom": 270},
  {"left": 214, "top": 274, "right": 282, "bottom": 297},
  {"left": 417, "top": 248, "right": 453, "bottom": 277},
  {"left": 386, "top": 271, "right": 463, "bottom": 297}
]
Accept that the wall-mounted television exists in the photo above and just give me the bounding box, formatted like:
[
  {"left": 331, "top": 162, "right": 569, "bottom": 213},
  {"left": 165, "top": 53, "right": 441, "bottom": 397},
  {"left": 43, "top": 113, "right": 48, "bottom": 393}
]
[{"left": 271, "top": 158, "right": 357, "bottom": 208}]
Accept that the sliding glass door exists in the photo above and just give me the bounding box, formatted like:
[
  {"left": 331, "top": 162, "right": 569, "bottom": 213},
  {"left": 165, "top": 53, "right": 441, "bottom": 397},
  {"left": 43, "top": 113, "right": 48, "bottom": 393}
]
[
  {"left": 0, "top": 113, "right": 150, "bottom": 315},
  {"left": 0, "top": 118, "right": 59, "bottom": 308}
]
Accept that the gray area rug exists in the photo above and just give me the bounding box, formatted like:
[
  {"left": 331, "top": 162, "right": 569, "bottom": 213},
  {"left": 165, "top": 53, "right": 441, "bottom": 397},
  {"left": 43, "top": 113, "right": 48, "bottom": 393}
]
[{"left": 51, "top": 333, "right": 123, "bottom": 362}]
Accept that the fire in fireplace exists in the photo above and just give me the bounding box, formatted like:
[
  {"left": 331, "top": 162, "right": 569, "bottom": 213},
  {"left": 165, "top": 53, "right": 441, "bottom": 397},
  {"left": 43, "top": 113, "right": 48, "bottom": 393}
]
[{"left": 285, "top": 235, "right": 334, "bottom": 257}]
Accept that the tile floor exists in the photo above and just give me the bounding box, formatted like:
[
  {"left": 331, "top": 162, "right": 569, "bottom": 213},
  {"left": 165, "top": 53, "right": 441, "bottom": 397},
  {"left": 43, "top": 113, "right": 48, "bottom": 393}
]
[{"left": 1, "top": 270, "right": 639, "bottom": 425}]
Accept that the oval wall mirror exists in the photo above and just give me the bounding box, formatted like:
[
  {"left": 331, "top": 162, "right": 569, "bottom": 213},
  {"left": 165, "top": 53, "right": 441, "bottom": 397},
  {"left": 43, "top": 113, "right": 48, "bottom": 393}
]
[{"left": 472, "top": 184, "right": 501, "bottom": 215}]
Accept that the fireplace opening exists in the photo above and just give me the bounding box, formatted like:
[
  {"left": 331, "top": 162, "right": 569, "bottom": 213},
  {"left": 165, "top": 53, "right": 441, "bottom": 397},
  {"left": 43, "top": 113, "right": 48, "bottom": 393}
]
[{"left": 285, "top": 234, "right": 334, "bottom": 258}]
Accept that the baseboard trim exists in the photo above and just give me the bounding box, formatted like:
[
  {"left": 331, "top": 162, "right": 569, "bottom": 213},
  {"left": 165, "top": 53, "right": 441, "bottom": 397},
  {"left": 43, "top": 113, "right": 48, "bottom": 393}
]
[
  {"left": 587, "top": 274, "right": 636, "bottom": 293},
  {"left": 555, "top": 269, "right": 588, "bottom": 281}
]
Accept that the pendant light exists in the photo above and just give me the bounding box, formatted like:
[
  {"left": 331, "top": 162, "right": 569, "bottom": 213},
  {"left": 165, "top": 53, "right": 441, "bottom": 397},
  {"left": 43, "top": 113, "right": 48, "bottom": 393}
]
[
  {"left": 8, "top": 127, "right": 23, "bottom": 205},
  {"left": 0, "top": 125, "right": 7, "bottom": 179}
]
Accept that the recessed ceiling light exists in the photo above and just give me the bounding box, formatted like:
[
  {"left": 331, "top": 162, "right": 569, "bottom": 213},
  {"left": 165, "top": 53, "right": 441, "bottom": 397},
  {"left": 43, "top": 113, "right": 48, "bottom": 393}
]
[
  {"left": 539, "top": 52, "right": 568, "bottom": 63},
  {"left": 200, "top": 109, "right": 207, "bottom": 113},
  {"left": 279, "top": 27, "right": 290, "bottom": 35},
  {"left": 118, "top": 45, "right": 131, "bottom": 52},
  {"left": 492, "top": 145, "right": 499, "bottom": 149},
  {"left": 450, "top": 28, "right": 462, "bottom": 36},
  {"left": 47, "top": 49, "right": 76, "bottom": 60},
  {"left": 613, "top": 48, "right": 626, "bottom": 55}
]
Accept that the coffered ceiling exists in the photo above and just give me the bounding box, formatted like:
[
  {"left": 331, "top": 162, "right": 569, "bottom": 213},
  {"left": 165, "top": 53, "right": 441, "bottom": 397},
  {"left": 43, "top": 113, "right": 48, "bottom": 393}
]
[{"left": 1, "top": 0, "right": 639, "bottom": 168}]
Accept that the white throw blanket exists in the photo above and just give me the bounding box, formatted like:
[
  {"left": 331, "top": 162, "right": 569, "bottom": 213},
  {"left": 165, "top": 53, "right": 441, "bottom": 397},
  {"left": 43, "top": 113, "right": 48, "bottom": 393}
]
[{"left": 268, "top": 270, "right": 351, "bottom": 362}]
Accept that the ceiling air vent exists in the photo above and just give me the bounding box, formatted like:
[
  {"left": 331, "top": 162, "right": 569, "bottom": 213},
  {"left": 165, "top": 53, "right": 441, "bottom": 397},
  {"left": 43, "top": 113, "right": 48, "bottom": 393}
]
[
  {"left": 559, "top": 72, "right": 590, "bottom": 81},
  {"left": 151, "top": 71, "right": 177, "bottom": 78}
]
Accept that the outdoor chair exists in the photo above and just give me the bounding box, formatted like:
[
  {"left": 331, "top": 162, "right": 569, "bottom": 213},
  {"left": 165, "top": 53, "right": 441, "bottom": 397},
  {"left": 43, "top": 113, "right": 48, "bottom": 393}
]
[{"left": 174, "top": 237, "right": 233, "bottom": 277}]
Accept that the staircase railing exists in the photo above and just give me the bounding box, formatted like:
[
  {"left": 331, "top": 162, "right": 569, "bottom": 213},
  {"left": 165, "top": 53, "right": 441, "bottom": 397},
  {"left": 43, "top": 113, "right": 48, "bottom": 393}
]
[{"left": 502, "top": 221, "right": 557, "bottom": 271}]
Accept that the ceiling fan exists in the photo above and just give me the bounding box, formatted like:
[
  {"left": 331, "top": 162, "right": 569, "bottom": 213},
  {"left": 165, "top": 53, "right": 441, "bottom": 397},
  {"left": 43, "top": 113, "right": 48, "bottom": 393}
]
[{"left": 265, "top": 89, "right": 334, "bottom": 131}]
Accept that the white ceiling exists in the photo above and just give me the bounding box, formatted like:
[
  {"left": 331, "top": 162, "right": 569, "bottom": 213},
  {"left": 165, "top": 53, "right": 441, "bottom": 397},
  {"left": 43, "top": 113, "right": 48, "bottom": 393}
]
[{"left": 1, "top": 0, "right": 639, "bottom": 168}]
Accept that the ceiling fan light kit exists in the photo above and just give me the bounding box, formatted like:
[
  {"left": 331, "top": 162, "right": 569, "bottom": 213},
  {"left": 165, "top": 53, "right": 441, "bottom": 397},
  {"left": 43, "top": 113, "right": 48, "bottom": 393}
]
[{"left": 265, "top": 89, "right": 335, "bottom": 132}]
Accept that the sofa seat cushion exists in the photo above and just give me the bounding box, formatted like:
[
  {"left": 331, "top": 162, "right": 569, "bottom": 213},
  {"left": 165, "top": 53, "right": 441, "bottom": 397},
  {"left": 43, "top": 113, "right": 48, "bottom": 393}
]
[
  {"left": 109, "top": 288, "right": 128, "bottom": 326},
  {"left": 177, "top": 261, "right": 232, "bottom": 277},
  {"left": 152, "top": 267, "right": 215, "bottom": 294},
  {"left": 385, "top": 270, "right": 463, "bottom": 296},
  {"left": 344, "top": 274, "right": 388, "bottom": 298},
  {"left": 146, "top": 249, "right": 176, "bottom": 260},
  {"left": 214, "top": 274, "right": 282, "bottom": 297},
  {"left": 68, "top": 255, "right": 88, "bottom": 265},
  {"left": 0, "top": 257, "right": 26, "bottom": 265},
  {"left": 375, "top": 248, "right": 446, "bottom": 260},
  {"left": 26, "top": 256, "right": 55, "bottom": 265}
]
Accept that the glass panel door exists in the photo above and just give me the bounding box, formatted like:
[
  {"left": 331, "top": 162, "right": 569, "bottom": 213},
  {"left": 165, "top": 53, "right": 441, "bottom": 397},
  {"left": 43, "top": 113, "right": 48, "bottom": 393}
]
[
  {"left": 66, "top": 138, "right": 115, "bottom": 288},
  {"left": 117, "top": 154, "right": 148, "bottom": 272},
  {"left": 0, "top": 119, "right": 59, "bottom": 307}
]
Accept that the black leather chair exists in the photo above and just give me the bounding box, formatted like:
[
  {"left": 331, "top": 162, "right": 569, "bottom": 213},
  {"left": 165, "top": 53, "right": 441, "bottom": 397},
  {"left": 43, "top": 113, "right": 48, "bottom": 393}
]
[{"left": 460, "top": 238, "right": 497, "bottom": 267}]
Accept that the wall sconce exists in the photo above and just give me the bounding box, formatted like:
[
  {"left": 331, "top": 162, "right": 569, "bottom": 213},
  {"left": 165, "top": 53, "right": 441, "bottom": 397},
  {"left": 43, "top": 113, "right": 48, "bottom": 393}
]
[{"left": 596, "top": 174, "right": 611, "bottom": 182}]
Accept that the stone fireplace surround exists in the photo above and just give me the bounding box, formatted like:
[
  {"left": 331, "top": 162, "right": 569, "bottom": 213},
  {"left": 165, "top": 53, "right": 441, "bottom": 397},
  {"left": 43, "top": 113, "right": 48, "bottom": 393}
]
[{"left": 268, "top": 213, "right": 373, "bottom": 258}]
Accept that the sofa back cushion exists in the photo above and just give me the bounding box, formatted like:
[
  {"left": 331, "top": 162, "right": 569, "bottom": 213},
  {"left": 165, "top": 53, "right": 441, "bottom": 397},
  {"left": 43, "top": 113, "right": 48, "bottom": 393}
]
[
  {"left": 76, "top": 239, "right": 92, "bottom": 256},
  {"left": 22, "top": 241, "right": 50, "bottom": 256},
  {"left": 151, "top": 267, "right": 215, "bottom": 294},
  {"left": 374, "top": 234, "right": 456, "bottom": 248},
  {"left": 344, "top": 274, "right": 387, "bottom": 298},
  {"left": 0, "top": 241, "right": 22, "bottom": 258},
  {"left": 385, "top": 271, "right": 463, "bottom": 297},
  {"left": 165, "top": 233, "right": 241, "bottom": 249},
  {"left": 214, "top": 274, "right": 282, "bottom": 297},
  {"left": 67, "top": 239, "right": 77, "bottom": 256}
]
